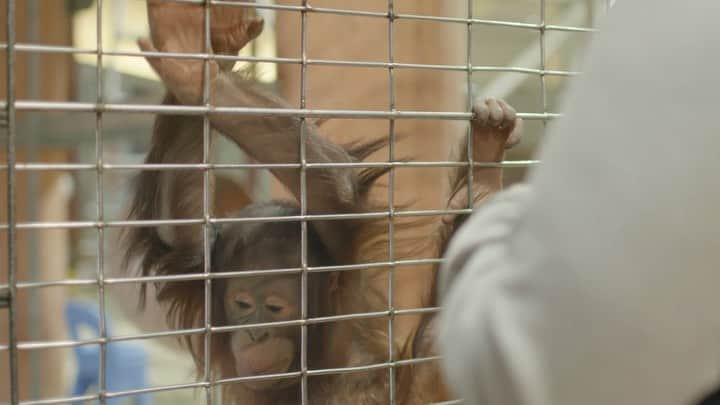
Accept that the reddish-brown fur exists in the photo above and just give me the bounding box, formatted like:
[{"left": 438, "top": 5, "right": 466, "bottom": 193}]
[{"left": 123, "top": 2, "right": 522, "bottom": 403}]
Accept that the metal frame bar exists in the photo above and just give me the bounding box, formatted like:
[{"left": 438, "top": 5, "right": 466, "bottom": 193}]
[
  {"left": 14, "top": 351, "right": 442, "bottom": 405},
  {"left": 50, "top": 0, "right": 599, "bottom": 33},
  {"left": 5, "top": 0, "right": 19, "bottom": 403},
  {"left": 386, "top": 0, "right": 397, "bottom": 401},
  {"left": 2, "top": 256, "right": 445, "bottom": 291},
  {"left": 0, "top": 45, "right": 583, "bottom": 77},
  {"left": 0, "top": 306, "right": 441, "bottom": 354},
  {"left": 0, "top": 160, "right": 541, "bottom": 171},
  {"left": 202, "top": 1, "right": 214, "bottom": 403},
  {"left": 0, "top": 207, "right": 499, "bottom": 231},
  {"left": 24, "top": 0, "right": 42, "bottom": 396},
  {"left": 299, "top": 1, "right": 310, "bottom": 402},
  {"left": 2, "top": 257, "right": 446, "bottom": 295},
  {"left": 94, "top": 1, "right": 109, "bottom": 403},
  {"left": 465, "top": 0, "right": 475, "bottom": 214},
  {"left": 0, "top": 100, "right": 562, "bottom": 120}
]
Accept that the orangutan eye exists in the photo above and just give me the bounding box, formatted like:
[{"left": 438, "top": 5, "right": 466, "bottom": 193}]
[
  {"left": 266, "top": 304, "right": 283, "bottom": 314},
  {"left": 235, "top": 299, "right": 253, "bottom": 310}
]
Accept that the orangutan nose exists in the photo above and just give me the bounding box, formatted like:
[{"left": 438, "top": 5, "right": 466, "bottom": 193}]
[{"left": 247, "top": 328, "right": 270, "bottom": 342}]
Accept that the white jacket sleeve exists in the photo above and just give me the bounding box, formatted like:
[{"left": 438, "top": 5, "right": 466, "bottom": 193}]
[{"left": 437, "top": 1, "right": 720, "bottom": 405}]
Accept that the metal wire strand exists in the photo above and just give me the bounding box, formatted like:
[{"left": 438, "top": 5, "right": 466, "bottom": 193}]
[
  {"left": 0, "top": 257, "right": 445, "bottom": 294},
  {"left": 5, "top": 0, "right": 19, "bottom": 403},
  {"left": 202, "top": 0, "right": 214, "bottom": 403},
  {"left": 23, "top": 0, "right": 595, "bottom": 32},
  {"left": 299, "top": 1, "right": 310, "bottom": 403},
  {"left": 14, "top": 353, "right": 443, "bottom": 405},
  {"left": 0, "top": 159, "right": 541, "bottom": 172},
  {"left": 0, "top": 43, "right": 582, "bottom": 77},
  {"left": 0, "top": 99, "right": 562, "bottom": 120},
  {"left": 0, "top": 306, "right": 441, "bottom": 354},
  {"left": 386, "top": 0, "right": 397, "bottom": 402},
  {"left": 0, "top": 206, "right": 505, "bottom": 231},
  {"left": 94, "top": 1, "right": 109, "bottom": 404}
]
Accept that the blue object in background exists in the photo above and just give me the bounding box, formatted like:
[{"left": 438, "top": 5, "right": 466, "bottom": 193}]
[{"left": 64, "top": 300, "right": 152, "bottom": 405}]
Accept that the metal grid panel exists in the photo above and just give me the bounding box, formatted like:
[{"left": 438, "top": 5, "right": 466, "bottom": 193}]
[{"left": 1, "top": 0, "right": 612, "bottom": 404}]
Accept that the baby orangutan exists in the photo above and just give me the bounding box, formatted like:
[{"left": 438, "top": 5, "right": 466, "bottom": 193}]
[{"left": 126, "top": 1, "right": 522, "bottom": 403}]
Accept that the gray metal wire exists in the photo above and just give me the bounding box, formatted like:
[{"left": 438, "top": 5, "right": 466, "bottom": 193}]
[
  {"left": 5, "top": 0, "right": 19, "bottom": 403},
  {"left": 202, "top": 1, "right": 214, "bottom": 403},
  {"left": 0, "top": 207, "right": 494, "bottom": 232},
  {"left": 0, "top": 258, "right": 446, "bottom": 298},
  {"left": 119, "top": 0, "right": 600, "bottom": 33},
  {"left": 540, "top": 0, "right": 549, "bottom": 130},
  {"left": 299, "top": 1, "right": 310, "bottom": 402},
  {"left": 0, "top": 99, "right": 562, "bottom": 120},
  {"left": 0, "top": 159, "right": 542, "bottom": 171},
  {"left": 0, "top": 44, "right": 584, "bottom": 77},
  {"left": 94, "top": 1, "right": 109, "bottom": 403},
  {"left": 24, "top": 0, "right": 42, "bottom": 396},
  {"left": 14, "top": 351, "right": 444, "bottom": 405},
  {"left": 465, "top": 0, "right": 475, "bottom": 215},
  {"left": 0, "top": 305, "right": 441, "bottom": 354},
  {"left": 0, "top": 0, "right": 609, "bottom": 403},
  {"left": 386, "top": 0, "right": 397, "bottom": 401}
]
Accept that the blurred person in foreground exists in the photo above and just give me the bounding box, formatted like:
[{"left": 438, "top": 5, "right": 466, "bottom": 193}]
[{"left": 436, "top": 1, "right": 720, "bottom": 404}]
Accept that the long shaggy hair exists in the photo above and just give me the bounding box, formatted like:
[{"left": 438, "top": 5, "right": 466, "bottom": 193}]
[{"left": 123, "top": 95, "right": 476, "bottom": 404}]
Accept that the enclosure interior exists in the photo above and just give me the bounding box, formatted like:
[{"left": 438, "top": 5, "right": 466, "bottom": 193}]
[{"left": 1, "top": 0, "right": 611, "bottom": 403}]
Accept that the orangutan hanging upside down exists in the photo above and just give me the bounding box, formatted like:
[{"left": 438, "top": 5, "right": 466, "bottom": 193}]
[{"left": 125, "top": 1, "right": 522, "bottom": 403}]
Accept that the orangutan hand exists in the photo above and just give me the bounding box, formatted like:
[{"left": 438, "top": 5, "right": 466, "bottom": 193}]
[{"left": 139, "top": 0, "right": 264, "bottom": 104}]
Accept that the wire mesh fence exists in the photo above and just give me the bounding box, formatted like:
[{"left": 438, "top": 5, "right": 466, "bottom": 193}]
[{"left": 2, "top": 0, "right": 612, "bottom": 404}]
